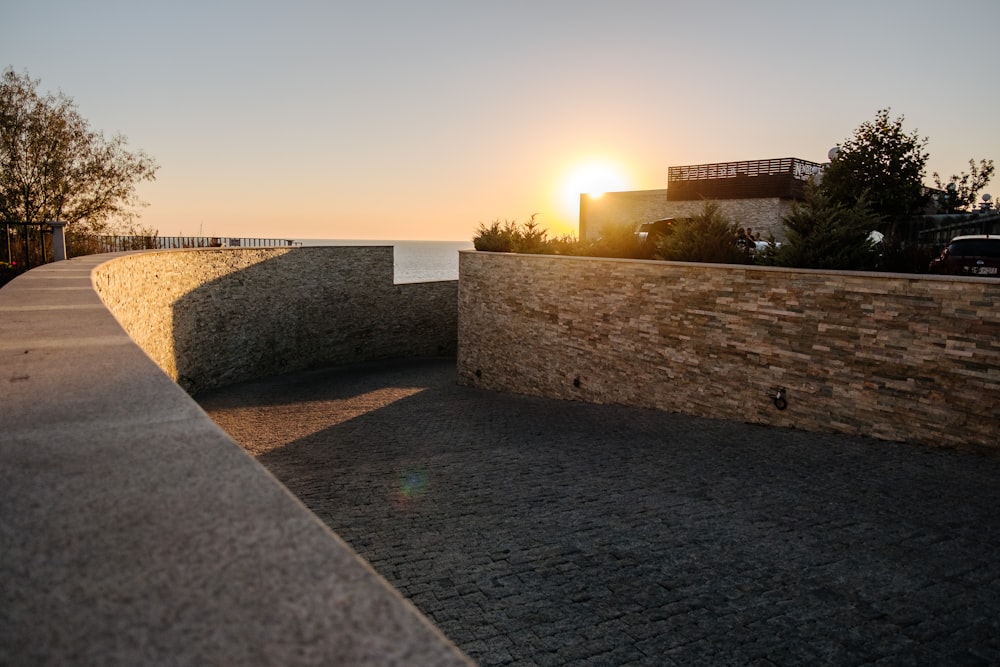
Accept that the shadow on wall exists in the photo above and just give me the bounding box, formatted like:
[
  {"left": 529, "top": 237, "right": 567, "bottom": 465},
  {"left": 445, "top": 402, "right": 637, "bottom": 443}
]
[
  {"left": 95, "top": 247, "right": 458, "bottom": 396},
  {"left": 172, "top": 247, "right": 458, "bottom": 394}
]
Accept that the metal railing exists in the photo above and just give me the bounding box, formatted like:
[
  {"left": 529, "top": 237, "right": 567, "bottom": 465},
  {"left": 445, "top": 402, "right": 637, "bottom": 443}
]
[
  {"left": 1, "top": 225, "right": 301, "bottom": 287},
  {"left": 3, "top": 222, "right": 52, "bottom": 270},
  {"left": 668, "top": 158, "right": 824, "bottom": 182},
  {"left": 666, "top": 157, "right": 824, "bottom": 202},
  {"left": 91, "top": 235, "right": 299, "bottom": 252},
  {"left": 915, "top": 213, "right": 1000, "bottom": 249}
]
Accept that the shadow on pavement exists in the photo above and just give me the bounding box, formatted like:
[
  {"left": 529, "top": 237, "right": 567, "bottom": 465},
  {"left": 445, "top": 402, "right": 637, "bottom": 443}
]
[{"left": 199, "top": 358, "right": 1000, "bottom": 666}]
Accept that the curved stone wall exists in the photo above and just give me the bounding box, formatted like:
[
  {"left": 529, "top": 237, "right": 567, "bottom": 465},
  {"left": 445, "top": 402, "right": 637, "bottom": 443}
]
[
  {"left": 93, "top": 246, "right": 458, "bottom": 394},
  {"left": 0, "top": 250, "right": 469, "bottom": 665},
  {"left": 458, "top": 251, "right": 1000, "bottom": 450}
]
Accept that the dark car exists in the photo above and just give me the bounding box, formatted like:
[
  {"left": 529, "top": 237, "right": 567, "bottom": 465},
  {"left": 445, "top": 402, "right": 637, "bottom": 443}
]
[
  {"left": 928, "top": 235, "right": 1000, "bottom": 277},
  {"left": 633, "top": 218, "right": 676, "bottom": 258},
  {"left": 635, "top": 218, "right": 675, "bottom": 243}
]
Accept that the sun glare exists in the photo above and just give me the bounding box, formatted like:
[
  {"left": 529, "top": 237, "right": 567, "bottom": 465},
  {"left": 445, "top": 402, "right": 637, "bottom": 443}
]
[{"left": 559, "top": 160, "right": 631, "bottom": 227}]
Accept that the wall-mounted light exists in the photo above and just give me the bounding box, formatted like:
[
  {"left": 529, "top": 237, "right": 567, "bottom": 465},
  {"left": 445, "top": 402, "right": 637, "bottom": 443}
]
[{"left": 772, "top": 387, "right": 787, "bottom": 411}]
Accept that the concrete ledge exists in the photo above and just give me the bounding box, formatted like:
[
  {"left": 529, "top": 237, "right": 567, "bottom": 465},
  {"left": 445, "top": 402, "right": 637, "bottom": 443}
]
[{"left": 0, "top": 253, "right": 470, "bottom": 665}]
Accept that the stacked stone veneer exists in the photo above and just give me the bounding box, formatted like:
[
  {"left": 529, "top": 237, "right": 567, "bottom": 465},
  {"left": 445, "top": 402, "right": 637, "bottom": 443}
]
[
  {"left": 581, "top": 190, "right": 796, "bottom": 241},
  {"left": 457, "top": 251, "right": 1000, "bottom": 450},
  {"left": 94, "top": 246, "right": 457, "bottom": 394}
]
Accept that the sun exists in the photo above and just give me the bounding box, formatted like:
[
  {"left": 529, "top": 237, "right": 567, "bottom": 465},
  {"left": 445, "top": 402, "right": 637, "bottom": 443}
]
[
  {"left": 565, "top": 160, "right": 630, "bottom": 198},
  {"left": 558, "top": 159, "right": 631, "bottom": 227}
]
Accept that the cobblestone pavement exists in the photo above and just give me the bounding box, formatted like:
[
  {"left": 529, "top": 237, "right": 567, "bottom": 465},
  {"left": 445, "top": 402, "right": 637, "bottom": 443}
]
[{"left": 198, "top": 358, "right": 1000, "bottom": 666}]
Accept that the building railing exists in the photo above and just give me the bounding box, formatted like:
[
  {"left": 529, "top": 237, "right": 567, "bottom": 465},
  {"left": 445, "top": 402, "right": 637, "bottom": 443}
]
[
  {"left": 668, "top": 157, "right": 824, "bottom": 182},
  {"left": 666, "top": 157, "right": 824, "bottom": 202}
]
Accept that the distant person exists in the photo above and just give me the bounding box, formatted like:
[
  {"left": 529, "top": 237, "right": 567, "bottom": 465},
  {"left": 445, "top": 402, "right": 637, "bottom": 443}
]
[{"left": 735, "top": 228, "right": 753, "bottom": 253}]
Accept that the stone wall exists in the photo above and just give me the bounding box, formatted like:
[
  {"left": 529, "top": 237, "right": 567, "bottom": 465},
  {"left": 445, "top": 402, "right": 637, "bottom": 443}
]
[
  {"left": 581, "top": 190, "right": 795, "bottom": 241},
  {"left": 94, "top": 246, "right": 458, "bottom": 393},
  {"left": 457, "top": 251, "right": 1000, "bottom": 450}
]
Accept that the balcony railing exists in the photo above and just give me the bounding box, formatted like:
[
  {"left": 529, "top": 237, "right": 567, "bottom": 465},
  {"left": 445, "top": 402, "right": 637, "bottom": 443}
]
[{"left": 667, "top": 157, "right": 824, "bottom": 201}]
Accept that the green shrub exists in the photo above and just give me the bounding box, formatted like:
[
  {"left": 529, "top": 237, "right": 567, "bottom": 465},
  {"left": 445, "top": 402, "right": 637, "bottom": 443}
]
[
  {"left": 653, "top": 202, "right": 750, "bottom": 264},
  {"left": 472, "top": 219, "right": 517, "bottom": 252},
  {"left": 473, "top": 215, "right": 553, "bottom": 253},
  {"left": 575, "top": 223, "right": 646, "bottom": 258},
  {"left": 473, "top": 217, "right": 653, "bottom": 258},
  {"left": 773, "top": 185, "right": 880, "bottom": 270}
]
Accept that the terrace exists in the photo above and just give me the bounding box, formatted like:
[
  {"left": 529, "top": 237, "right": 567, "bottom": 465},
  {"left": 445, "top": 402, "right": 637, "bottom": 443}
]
[{"left": 666, "top": 157, "right": 824, "bottom": 201}]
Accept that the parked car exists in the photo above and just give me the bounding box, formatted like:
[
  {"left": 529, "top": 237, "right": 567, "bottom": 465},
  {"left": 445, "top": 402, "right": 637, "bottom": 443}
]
[
  {"left": 632, "top": 218, "right": 676, "bottom": 258},
  {"left": 928, "top": 235, "right": 1000, "bottom": 276},
  {"left": 635, "top": 218, "right": 675, "bottom": 245}
]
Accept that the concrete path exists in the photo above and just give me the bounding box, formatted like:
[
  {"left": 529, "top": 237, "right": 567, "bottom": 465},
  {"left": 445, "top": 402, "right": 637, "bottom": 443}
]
[{"left": 198, "top": 358, "right": 1000, "bottom": 666}]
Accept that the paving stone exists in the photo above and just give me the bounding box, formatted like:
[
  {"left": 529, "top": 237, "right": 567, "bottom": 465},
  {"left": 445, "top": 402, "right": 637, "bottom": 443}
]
[{"left": 200, "top": 358, "right": 1000, "bottom": 666}]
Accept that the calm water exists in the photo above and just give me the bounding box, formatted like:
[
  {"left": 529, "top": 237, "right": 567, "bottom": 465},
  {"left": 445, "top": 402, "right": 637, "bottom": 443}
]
[{"left": 296, "top": 239, "right": 473, "bottom": 283}]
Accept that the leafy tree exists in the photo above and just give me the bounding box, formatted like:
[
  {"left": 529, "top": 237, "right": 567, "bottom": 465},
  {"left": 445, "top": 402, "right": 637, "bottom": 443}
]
[
  {"left": 0, "top": 68, "right": 158, "bottom": 232},
  {"left": 821, "top": 108, "right": 929, "bottom": 221},
  {"left": 932, "top": 158, "right": 995, "bottom": 213},
  {"left": 774, "top": 184, "right": 881, "bottom": 270},
  {"left": 653, "top": 202, "right": 749, "bottom": 265}
]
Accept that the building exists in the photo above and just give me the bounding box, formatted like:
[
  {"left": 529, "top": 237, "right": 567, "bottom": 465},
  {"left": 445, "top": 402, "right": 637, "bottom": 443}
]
[{"left": 580, "top": 157, "right": 824, "bottom": 241}]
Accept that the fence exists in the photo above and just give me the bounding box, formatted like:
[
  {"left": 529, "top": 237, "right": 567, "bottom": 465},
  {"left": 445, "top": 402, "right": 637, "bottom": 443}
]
[
  {"left": 2, "top": 222, "right": 52, "bottom": 270},
  {"left": 66, "top": 233, "right": 298, "bottom": 258},
  {"left": 666, "top": 157, "right": 824, "bottom": 202},
  {"left": 667, "top": 158, "right": 824, "bottom": 182},
  {"left": 915, "top": 212, "right": 1000, "bottom": 249},
  {"left": 1, "top": 225, "right": 301, "bottom": 288},
  {"left": 88, "top": 235, "right": 299, "bottom": 253}
]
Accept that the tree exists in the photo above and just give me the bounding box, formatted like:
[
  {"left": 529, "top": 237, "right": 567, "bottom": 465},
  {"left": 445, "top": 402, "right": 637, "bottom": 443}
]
[
  {"left": 774, "top": 183, "right": 881, "bottom": 271},
  {"left": 932, "top": 158, "right": 995, "bottom": 213},
  {"left": 653, "top": 202, "right": 749, "bottom": 265},
  {"left": 821, "top": 108, "right": 929, "bottom": 221},
  {"left": 0, "top": 68, "right": 158, "bottom": 232}
]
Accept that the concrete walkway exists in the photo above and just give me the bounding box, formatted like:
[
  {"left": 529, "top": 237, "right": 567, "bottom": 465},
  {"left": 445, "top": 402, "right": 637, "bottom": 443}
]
[{"left": 198, "top": 358, "right": 1000, "bottom": 666}]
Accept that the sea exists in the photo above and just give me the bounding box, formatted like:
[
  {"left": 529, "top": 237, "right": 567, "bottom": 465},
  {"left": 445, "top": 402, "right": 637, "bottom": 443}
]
[{"left": 296, "top": 239, "right": 473, "bottom": 283}]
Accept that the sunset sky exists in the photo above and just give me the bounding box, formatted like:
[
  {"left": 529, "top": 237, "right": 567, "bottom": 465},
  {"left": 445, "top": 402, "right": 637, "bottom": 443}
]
[{"left": 4, "top": 0, "right": 999, "bottom": 241}]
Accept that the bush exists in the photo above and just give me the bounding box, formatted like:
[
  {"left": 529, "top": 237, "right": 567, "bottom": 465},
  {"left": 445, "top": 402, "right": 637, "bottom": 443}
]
[
  {"left": 773, "top": 185, "right": 880, "bottom": 270},
  {"left": 872, "top": 234, "right": 935, "bottom": 273},
  {"left": 473, "top": 215, "right": 551, "bottom": 253},
  {"left": 570, "top": 223, "right": 645, "bottom": 258},
  {"left": 473, "top": 208, "right": 757, "bottom": 263},
  {"left": 653, "top": 202, "right": 750, "bottom": 264}
]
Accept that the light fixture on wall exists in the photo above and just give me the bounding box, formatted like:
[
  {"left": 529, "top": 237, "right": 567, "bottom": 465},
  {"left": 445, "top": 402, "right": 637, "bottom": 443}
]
[{"left": 772, "top": 387, "right": 787, "bottom": 411}]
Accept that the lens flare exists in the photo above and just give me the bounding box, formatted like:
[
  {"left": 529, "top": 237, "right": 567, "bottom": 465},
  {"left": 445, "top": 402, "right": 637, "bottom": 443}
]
[{"left": 393, "top": 467, "right": 430, "bottom": 508}]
